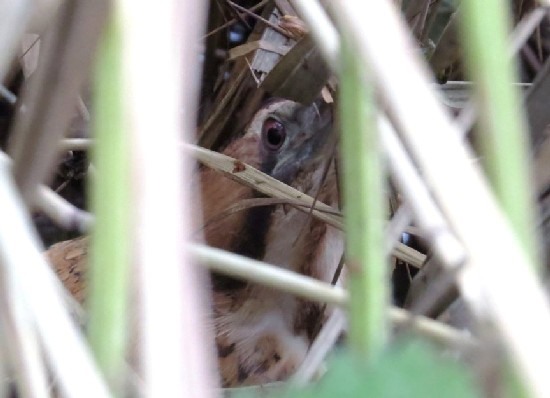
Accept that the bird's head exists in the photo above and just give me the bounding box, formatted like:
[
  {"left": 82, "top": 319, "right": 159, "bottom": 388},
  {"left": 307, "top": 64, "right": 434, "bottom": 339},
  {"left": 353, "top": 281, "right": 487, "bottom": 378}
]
[
  {"left": 241, "top": 98, "right": 334, "bottom": 187},
  {"left": 204, "top": 98, "right": 336, "bottom": 257},
  {"left": 204, "top": 99, "right": 341, "bottom": 387}
]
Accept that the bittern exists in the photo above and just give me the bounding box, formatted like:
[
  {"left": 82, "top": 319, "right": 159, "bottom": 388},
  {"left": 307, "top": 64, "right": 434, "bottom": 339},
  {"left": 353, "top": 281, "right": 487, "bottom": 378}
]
[{"left": 46, "top": 98, "right": 343, "bottom": 387}]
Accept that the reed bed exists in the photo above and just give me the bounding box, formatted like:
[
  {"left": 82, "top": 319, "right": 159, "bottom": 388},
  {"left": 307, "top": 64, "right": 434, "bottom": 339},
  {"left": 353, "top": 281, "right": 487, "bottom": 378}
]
[{"left": 0, "top": 0, "right": 549, "bottom": 397}]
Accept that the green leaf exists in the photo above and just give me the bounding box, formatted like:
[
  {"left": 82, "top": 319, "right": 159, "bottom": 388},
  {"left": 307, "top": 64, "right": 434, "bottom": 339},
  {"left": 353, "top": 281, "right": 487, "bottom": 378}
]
[{"left": 257, "top": 338, "right": 481, "bottom": 398}]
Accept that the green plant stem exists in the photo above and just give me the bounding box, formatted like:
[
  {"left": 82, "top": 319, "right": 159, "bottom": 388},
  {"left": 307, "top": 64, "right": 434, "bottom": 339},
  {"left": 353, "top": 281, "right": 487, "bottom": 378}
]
[
  {"left": 459, "top": 0, "right": 538, "bottom": 271},
  {"left": 459, "top": 2, "right": 538, "bottom": 396},
  {"left": 87, "top": 11, "right": 130, "bottom": 394},
  {"left": 340, "top": 37, "right": 388, "bottom": 357}
]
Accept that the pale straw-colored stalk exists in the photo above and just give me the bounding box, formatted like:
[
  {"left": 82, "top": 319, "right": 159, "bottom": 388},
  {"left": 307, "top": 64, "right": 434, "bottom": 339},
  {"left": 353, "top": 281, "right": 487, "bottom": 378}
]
[
  {"left": 191, "top": 243, "right": 475, "bottom": 349},
  {"left": 121, "top": 0, "right": 217, "bottom": 396}
]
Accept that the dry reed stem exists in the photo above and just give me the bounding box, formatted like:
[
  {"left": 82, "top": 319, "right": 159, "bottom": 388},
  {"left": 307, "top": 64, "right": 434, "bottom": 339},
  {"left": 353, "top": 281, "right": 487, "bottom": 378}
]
[
  {"left": 191, "top": 243, "right": 476, "bottom": 349},
  {"left": 34, "top": 185, "right": 93, "bottom": 233},
  {"left": 8, "top": 0, "right": 108, "bottom": 204},
  {"left": 379, "top": 115, "right": 466, "bottom": 268},
  {"left": 291, "top": 308, "right": 346, "bottom": 384},
  {"left": 0, "top": 269, "right": 49, "bottom": 398},
  {"left": 187, "top": 144, "right": 426, "bottom": 267},
  {"left": 55, "top": 139, "right": 425, "bottom": 266},
  {"left": 0, "top": 0, "right": 32, "bottom": 83}
]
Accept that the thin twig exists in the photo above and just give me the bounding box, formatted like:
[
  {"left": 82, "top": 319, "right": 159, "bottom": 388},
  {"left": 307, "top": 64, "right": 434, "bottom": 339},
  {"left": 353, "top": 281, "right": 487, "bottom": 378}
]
[
  {"left": 59, "top": 138, "right": 93, "bottom": 152},
  {"left": 192, "top": 243, "right": 347, "bottom": 305},
  {"left": 292, "top": 152, "right": 336, "bottom": 248},
  {"left": 34, "top": 185, "right": 93, "bottom": 233},
  {"left": 191, "top": 243, "right": 476, "bottom": 349},
  {"left": 293, "top": 302, "right": 479, "bottom": 385},
  {"left": 187, "top": 143, "right": 426, "bottom": 267},
  {"left": 226, "top": 0, "right": 292, "bottom": 38},
  {"left": 198, "top": 196, "right": 342, "bottom": 237},
  {"left": 379, "top": 115, "right": 466, "bottom": 269},
  {"left": 19, "top": 34, "right": 40, "bottom": 61},
  {"left": 0, "top": 85, "right": 17, "bottom": 105},
  {"left": 384, "top": 203, "right": 413, "bottom": 255},
  {"left": 292, "top": 309, "right": 346, "bottom": 384},
  {"left": 203, "top": 0, "right": 271, "bottom": 39}
]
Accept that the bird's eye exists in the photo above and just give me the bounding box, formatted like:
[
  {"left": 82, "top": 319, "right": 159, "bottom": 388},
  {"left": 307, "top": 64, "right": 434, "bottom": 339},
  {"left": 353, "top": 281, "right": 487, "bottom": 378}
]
[{"left": 261, "top": 118, "right": 286, "bottom": 151}]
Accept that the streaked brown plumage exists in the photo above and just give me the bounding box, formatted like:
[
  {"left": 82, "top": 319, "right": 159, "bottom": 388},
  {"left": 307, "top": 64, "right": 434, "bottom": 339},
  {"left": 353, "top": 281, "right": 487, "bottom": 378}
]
[
  {"left": 202, "top": 99, "right": 343, "bottom": 386},
  {"left": 45, "top": 99, "right": 343, "bottom": 387}
]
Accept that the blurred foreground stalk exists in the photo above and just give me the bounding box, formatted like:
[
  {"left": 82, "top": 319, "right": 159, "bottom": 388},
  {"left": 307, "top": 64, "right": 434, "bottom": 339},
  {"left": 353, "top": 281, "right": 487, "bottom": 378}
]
[
  {"left": 460, "top": 1, "right": 540, "bottom": 396},
  {"left": 87, "top": 11, "right": 131, "bottom": 393},
  {"left": 459, "top": 0, "right": 539, "bottom": 270}
]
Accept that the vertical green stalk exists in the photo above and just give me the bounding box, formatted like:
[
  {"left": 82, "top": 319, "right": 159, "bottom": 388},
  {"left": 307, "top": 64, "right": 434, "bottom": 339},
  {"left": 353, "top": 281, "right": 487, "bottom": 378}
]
[
  {"left": 459, "top": 2, "right": 536, "bottom": 396},
  {"left": 340, "top": 36, "right": 388, "bottom": 357},
  {"left": 87, "top": 10, "right": 130, "bottom": 394},
  {"left": 459, "top": 0, "right": 538, "bottom": 271}
]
